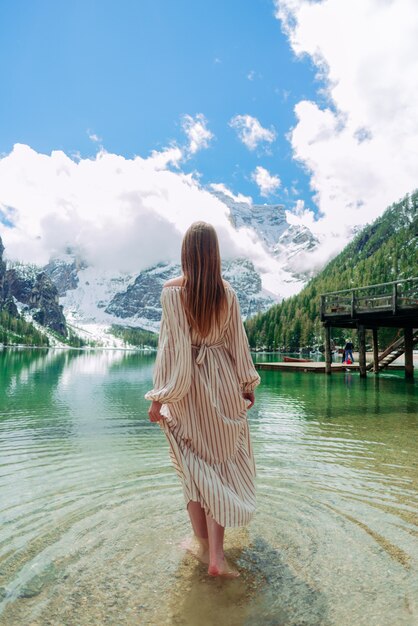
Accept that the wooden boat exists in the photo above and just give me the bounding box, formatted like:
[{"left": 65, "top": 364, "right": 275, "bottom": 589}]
[{"left": 283, "top": 356, "right": 314, "bottom": 363}]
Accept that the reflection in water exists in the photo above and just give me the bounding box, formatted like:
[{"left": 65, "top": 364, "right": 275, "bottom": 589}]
[{"left": 0, "top": 349, "right": 417, "bottom": 625}]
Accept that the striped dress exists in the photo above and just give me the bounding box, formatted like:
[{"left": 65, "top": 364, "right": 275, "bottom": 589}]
[{"left": 144, "top": 285, "right": 261, "bottom": 527}]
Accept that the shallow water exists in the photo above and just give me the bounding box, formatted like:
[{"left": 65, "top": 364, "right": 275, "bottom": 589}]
[{"left": 0, "top": 348, "right": 417, "bottom": 625}]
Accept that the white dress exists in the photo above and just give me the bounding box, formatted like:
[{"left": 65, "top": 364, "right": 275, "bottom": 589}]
[{"left": 144, "top": 285, "right": 261, "bottom": 527}]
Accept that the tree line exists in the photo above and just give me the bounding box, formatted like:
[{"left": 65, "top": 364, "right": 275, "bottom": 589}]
[
  {"left": 0, "top": 310, "right": 50, "bottom": 346},
  {"left": 110, "top": 325, "right": 159, "bottom": 348},
  {"left": 244, "top": 191, "right": 418, "bottom": 351}
]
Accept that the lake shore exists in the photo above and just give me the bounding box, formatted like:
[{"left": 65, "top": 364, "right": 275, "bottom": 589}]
[{"left": 0, "top": 344, "right": 156, "bottom": 352}]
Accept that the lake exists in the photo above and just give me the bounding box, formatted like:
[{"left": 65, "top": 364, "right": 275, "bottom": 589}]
[{"left": 0, "top": 349, "right": 417, "bottom": 625}]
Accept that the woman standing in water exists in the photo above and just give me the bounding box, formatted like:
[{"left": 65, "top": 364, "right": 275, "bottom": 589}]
[{"left": 145, "top": 221, "right": 260, "bottom": 579}]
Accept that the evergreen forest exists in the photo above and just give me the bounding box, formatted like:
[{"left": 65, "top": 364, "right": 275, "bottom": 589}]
[
  {"left": 110, "top": 325, "right": 159, "bottom": 348},
  {"left": 244, "top": 191, "right": 418, "bottom": 351}
]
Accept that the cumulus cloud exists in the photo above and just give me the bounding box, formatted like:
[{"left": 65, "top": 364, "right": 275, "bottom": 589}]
[
  {"left": 147, "top": 113, "right": 213, "bottom": 168},
  {"left": 285, "top": 199, "right": 315, "bottom": 229},
  {"left": 275, "top": 0, "right": 418, "bottom": 250},
  {"left": 149, "top": 145, "right": 183, "bottom": 170},
  {"left": 0, "top": 143, "right": 294, "bottom": 295},
  {"left": 251, "top": 166, "right": 281, "bottom": 197},
  {"left": 229, "top": 114, "right": 276, "bottom": 150},
  {"left": 182, "top": 113, "right": 214, "bottom": 155}
]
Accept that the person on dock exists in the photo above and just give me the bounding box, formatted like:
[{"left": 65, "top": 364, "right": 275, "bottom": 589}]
[
  {"left": 145, "top": 221, "right": 260, "bottom": 579},
  {"left": 344, "top": 338, "right": 354, "bottom": 364}
]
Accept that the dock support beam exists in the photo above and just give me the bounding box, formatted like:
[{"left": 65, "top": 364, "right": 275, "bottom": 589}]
[
  {"left": 358, "top": 324, "right": 367, "bottom": 377},
  {"left": 404, "top": 327, "right": 414, "bottom": 379},
  {"left": 372, "top": 328, "right": 379, "bottom": 374},
  {"left": 325, "top": 325, "right": 332, "bottom": 374}
]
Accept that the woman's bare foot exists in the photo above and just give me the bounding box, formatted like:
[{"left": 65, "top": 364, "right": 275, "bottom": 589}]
[
  {"left": 180, "top": 536, "right": 209, "bottom": 565},
  {"left": 208, "top": 555, "right": 240, "bottom": 578}
]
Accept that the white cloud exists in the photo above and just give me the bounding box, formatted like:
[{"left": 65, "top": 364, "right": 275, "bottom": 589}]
[
  {"left": 229, "top": 114, "right": 276, "bottom": 150},
  {"left": 247, "top": 70, "right": 256, "bottom": 81},
  {"left": 284, "top": 199, "right": 340, "bottom": 271},
  {"left": 285, "top": 199, "right": 315, "bottom": 229},
  {"left": 0, "top": 143, "right": 295, "bottom": 296},
  {"left": 182, "top": 113, "right": 214, "bottom": 155},
  {"left": 87, "top": 131, "right": 102, "bottom": 143},
  {"left": 146, "top": 113, "right": 213, "bottom": 168},
  {"left": 275, "top": 0, "right": 418, "bottom": 252},
  {"left": 251, "top": 166, "right": 281, "bottom": 197},
  {"left": 149, "top": 145, "right": 183, "bottom": 169}
]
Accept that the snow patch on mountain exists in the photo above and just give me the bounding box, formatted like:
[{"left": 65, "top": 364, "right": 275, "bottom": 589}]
[
  {"left": 211, "top": 187, "right": 289, "bottom": 248},
  {"left": 45, "top": 256, "right": 276, "bottom": 343},
  {"left": 38, "top": 192, "right": 323, "bottom": 344},
  {"left": 210, "top": 187, "right": 319, "bottom": 285}
]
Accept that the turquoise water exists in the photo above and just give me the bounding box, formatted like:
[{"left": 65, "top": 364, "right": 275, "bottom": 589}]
[{"left": 0, "top": 348, "right": 417, "bottom": 625}]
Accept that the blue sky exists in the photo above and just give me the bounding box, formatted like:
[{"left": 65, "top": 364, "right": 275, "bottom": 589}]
[
  {"left": 1, "top": 0, "right": 415, "bottom": 293},
  {"left": 0, "top": 0, "right": 319, "bottom": 207}
]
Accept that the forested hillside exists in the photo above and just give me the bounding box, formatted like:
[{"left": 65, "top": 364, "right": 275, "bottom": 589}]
[
  {"left": 0, "top": 309, "right": 50, "bottom": 347},
  {"left": 110, "top": 325, "right": 158, "bottom": 348},
  {"left": 245, "top": 190, "right": 418, "bottom": 351},
  {"left": 0, "top": 308, "right": 91, "bottom": 348}
]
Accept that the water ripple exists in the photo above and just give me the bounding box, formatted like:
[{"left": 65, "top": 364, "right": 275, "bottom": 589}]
[{"left": 0, "top": 351, "right": 417, "bottom": 625}]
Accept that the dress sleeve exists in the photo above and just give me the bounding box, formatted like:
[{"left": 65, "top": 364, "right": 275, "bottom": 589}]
[
  {"left": 224, "top": 289, "right": 261, "bottom": 394},
  {"left": 144, "top": 288, "right": 192, "bottom": 403}
]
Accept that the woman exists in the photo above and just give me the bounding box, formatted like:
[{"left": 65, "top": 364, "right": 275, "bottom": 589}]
[{"left": 145, "top": 221, "right": 260, "bottom": 578}]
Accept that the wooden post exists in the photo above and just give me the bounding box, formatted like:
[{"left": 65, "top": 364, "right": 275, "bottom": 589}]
[
  {"left": 358, "top": 324, "right": 367, "bottom": 378},
  {"left": 372, "top": 328, "right": 379, "bottom": 374},
  {"left": 351, "top": 290, "right": 355, "bottom": 318},
  {"left": 325, "top": 325, "right": 332, "bottom": 374},
  {"left": 404, "top": 327, "right": 414, "bottom": 379},
  {"left": 392, "top": 283, "right": 398, "bottom": 314}
]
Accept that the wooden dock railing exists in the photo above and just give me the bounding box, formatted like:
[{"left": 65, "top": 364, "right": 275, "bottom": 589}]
[
  {"left": 320, "top": 277, "right": 417, "bottom": 379},
  {"left": 320, "top": 277, "right": 418, "bottom": 320}
]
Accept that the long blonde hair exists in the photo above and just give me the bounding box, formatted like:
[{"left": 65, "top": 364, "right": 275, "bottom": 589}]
[{"left": 180, "top": 221, "right": 227, "bottom": 337}]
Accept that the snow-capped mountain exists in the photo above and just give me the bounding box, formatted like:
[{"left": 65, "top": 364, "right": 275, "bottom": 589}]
[
  {"left": 274, "top": 224, "right": 318, "bottom": 256},
  {"left": 44, "top": 256, "right": 276, "bottom": 342},
  {"left": 0, "top": 190, "right": 317, "bottom": 345},
  {"left": 0, "top": 242, "right": 67, "bottom": 336},
  {"left": 211, "top": 189, "right": 289, "bottom": 248},
  {"left": 273, "top": 224, "right": 320, "bottom": 279},
  {"left": 37, "top": 193, "right": 321, "bottom": 344},
  {"left": 212, "top": 188, "right": 319, "bottom": 276}
]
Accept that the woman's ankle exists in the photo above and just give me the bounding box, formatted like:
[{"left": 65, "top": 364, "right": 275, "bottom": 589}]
[{"left": 209, "top": 549, "right": 224, "bottom": 563}]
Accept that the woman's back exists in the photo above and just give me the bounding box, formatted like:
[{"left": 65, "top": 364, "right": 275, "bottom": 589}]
[{"left": 162, "top": 277, "right": 234, "bottom": 347}]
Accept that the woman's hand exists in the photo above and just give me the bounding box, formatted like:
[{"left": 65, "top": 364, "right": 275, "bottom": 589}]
[
  {"left": 242, "top": 392, "right": 255, "bottom": 409},
  {"left": 148, "top": 400, "right": 164, "bottom": 422}
]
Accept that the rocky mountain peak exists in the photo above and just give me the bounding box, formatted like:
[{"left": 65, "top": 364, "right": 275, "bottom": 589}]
[
  {"left": 211, "top": 189, "right": 288, "bottom": 248},
  {"left": 0, "top": 239, "right": 67, "bottom": 337}
]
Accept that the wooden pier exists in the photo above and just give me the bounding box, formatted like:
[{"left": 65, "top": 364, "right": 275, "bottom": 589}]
[
  {"left": 255, "top": 361, "right": 405, "bottom": 374},
  {"left": 320, "top": 277, "right": 418, "bottom": 378}
]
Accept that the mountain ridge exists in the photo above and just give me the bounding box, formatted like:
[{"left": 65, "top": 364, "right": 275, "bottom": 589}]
[{"left": 3, "top": 189, "right": 414, "bottom": 348}]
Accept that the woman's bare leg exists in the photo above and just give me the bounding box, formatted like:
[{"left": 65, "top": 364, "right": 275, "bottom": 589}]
[
  {"left": 187, "top": 501, "right": 208, "bottom": 540},
  {"left": 205, "top": 513, "right": 240, "bottom": 578},
  {"left": 183, "top": 501, "right": 209, "bottom": 564}
]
